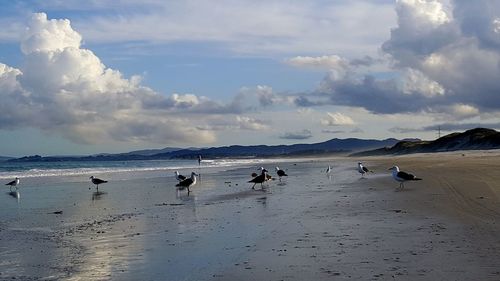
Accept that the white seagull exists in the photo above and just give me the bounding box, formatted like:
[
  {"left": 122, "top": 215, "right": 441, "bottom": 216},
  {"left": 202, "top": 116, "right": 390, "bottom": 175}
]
[
  {"left": 174, "top": 171, "right": 186, "bottom": 181},
  {"left": 89, "top": 176, "right": 108, "bottom": 191},
  {"left": 260, "top": 167, "right": 272, "bottom": 181},
  {"left": 388, "top": 166, "right": 422, "bottom": 190},
  {"left": 176, "top": 172, "right": 198, "bottom": 194},
  {"left": 358, "top": 162, "right": 373, "bottom": 177},
  {"left": 5, "top": 177, "right": 20, "bottom": 191},
  {"left": 275, "top": 167, "right": 288, "bottom": 181},
  {"left": 326, "top": 165, "right": 332, "bottom": 174}
]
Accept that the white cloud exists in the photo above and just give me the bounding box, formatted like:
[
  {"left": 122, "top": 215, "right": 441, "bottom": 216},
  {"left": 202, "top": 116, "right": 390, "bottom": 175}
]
[
  {"left": 236, "top": 116, "right": 270, "bottom": 131},
  {"left": 21, "top": 13, "right": 82, "bottom": 54},
  {"left": 494, "top": 18, "right": 500, "bottom": 33},
  {"left": 450, "top": 104, "right": 479, "bottom": 118},
  {"left": 402, "top": 68, "right": 445, "bottom": 97},
  {"left": 321, "top": 112, "right": 355, "bottom": 126},
  {"left": 280, "top": 129, "right": 312, "bottom": 140},
  {"left": 397, "top": 0, "right": 451, "bottom": 27},
  {"left": 0, "top": 1, "right": 395, "bottom": 57},
  {"left": 196, "top": 115, "right": 269, "bottom": 131},
  {"left": 169, "top": 93, "right": 200, "bottom": 108},
  {"left": 286, "top": 55, "right": 349, "bottom": 71},
  {"left": 293, "top": 0, "right": 500, "bottom": 123},
  {"left": 0, "top": 13, "right": 273, "bottom": 145}
]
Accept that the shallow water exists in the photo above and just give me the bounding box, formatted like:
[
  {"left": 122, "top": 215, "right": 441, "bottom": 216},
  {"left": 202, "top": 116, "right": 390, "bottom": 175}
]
[{"left": 0, "top": 157, "right": 356, "bottom": 280}]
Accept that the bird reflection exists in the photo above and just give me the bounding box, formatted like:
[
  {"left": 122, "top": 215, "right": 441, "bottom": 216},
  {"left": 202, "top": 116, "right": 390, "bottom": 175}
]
[
  {"left": 276, "top": 181, "right": 287, "bottom": 186},
  {"left": 92, "top": 191, "right": 107, "bottom": 201},
  {"left": 176, "top": 190, "right": 195, "bottom": 202},
  {"left": 8, "top": 191, "right": 20, "bottom": 202}
]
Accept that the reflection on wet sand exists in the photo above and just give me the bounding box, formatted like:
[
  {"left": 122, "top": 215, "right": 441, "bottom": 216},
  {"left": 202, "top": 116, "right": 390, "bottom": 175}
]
[
  {"left": 7, "top": 191, "right": 20, "bottom": 203},
  {"left": 92, "top": 191, "right": 107, "bottom": 201},
  {"left": 66, "top": 218, "right": 146, "bottom": 280},
  {"left": 176, "top": 190, "right": 196, "bottom": 202}
]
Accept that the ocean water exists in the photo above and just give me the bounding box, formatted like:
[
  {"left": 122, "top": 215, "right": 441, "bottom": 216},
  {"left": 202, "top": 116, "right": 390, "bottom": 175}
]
[{"left": 0, "top": 158, "right": 293, "bottom": 181}]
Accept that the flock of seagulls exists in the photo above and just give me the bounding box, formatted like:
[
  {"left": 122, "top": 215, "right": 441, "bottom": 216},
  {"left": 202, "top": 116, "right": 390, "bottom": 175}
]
[{"left": 3, "top": 162, "right": 423, "bottom": 197}]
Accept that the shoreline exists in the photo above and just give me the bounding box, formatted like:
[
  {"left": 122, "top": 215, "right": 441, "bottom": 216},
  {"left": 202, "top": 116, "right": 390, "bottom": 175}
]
[{"left": 0, "top": 152, "right": 499, "bottom": 280}]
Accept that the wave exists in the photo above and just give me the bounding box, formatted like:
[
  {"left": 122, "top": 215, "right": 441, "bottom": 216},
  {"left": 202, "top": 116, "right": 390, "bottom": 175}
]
[{"left": 0, "top": 158, "right": 274, "bottom": 180}]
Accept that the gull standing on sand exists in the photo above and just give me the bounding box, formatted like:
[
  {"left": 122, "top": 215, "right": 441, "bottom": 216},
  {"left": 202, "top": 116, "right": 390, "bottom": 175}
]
[
  {"left": 260, "top": 167, "right": 273, "bottom": 181},
  {"left": 249, "top": 168, "right": 268, "bottom": 190},
  {"left": 176, "top": 172, "right": 198, "bottom": 194},
  {"left": 174, "top": 171, "right": 186, "bottom": 181},
  {"left": 388, "top": 166, "right": 422, "bottom": 190},
  {"left": 275, "top": 167, "right": 288, "bottom": 181},
  {"left": 89, "top": 176, "right": 107, "bottom": 191},
  {"left": 5, "top": 177, "right": 20, "bottom": 191},
  {"left": 358, "top": 162, "right": 373, "bottom": 177}
]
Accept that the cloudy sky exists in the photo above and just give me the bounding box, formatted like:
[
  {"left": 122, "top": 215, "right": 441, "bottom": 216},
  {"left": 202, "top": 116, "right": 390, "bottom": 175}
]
[{"left": 1, "top": 0, "right": 500, "bottom": 156}]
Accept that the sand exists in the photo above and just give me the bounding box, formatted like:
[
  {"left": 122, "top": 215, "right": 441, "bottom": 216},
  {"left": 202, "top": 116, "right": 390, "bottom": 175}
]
[{"left": 0, "top": 152, "right": 499, "bottom": 280}]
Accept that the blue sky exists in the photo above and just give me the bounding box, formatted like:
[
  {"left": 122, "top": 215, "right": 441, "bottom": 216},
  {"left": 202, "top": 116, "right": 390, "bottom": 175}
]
[{"left": 1, "top": 0, "right": 500, "bottom": 156}]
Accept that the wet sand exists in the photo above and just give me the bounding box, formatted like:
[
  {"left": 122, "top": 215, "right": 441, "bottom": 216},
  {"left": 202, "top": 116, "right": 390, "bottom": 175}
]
[{"left": 0, "top": 152, "right": 499, "bottom": 280}]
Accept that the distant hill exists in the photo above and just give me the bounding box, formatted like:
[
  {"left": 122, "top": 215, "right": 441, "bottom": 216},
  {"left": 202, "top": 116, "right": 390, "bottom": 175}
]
[
  {"left": 8, "top": 137, "right": 403, "bottom": 162},
  {"left": 157, "top": 138, "right": 403, "bottom": 159},
  {"left": 352, "top": 128, "right": 500, "bottom": 156},
  {"left": 112, "top": 147, "right": 184, "bottom": 156}
]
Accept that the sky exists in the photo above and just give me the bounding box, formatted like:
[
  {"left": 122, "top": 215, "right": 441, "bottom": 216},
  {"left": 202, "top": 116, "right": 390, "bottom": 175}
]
[{"left": 1, "top": 0, "right": 500, "bottom": 156}]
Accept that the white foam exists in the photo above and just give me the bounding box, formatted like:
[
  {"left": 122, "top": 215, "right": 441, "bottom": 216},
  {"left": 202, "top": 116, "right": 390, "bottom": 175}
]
[{"left": 0, "top": 158, "right": 284, "bottom": 180}]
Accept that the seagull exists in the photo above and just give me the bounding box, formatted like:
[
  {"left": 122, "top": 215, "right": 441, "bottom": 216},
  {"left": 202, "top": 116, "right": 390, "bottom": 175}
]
[
  {"left": 174, "top": 171, "right": 186, "bottom": 181},
  {"left": 249, "top": 168, "right": 268, "bottom": 190},
  {"left": 358, "top": 162, "right": 373, "bottom": 177},
  {"left": 275, "top": 167, "right": 288, "bottom": 181},
  {"left": 176, "top": 172, "right": 198, "bottom": 194},
  {"left": 388, "top": 166, "right": 422, "bottom": 190},
  {"left": 326, "top": 165, "right": 332, "bottom": 174},
  {"left": 89, "top": 176, "right": 107, "bottom": 191},
  {"left": 262, "top": 167, "right": 273, "bottom": 181},
  {"left": 5, "top": 177, "right": 20, "bottom": 191}
]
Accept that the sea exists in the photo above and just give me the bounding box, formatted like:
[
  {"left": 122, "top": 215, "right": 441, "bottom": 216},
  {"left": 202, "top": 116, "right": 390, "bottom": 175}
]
[{"left": 0, "top": 158, "right": 289, "bottom": 182}]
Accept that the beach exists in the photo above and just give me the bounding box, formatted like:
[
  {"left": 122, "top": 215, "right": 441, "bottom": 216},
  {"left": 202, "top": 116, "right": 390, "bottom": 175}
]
[{"left": 0, "top": 152, "right": 499, "bottom": 280}]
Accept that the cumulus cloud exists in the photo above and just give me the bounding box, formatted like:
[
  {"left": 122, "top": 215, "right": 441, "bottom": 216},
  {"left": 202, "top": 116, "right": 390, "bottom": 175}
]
[
  {"left": 0, "top": 13, "right": 264, "bottom": 145},
  {"left": 402, "top": 68, "right": 445, "bottom": 97},
  {"left": 321, "top": 112, "right": 355, "bottom": 126},
  {"left": 21, "top": 13, "right": 82, "bottom": 54},
  {"left": 292, "top": 0, "right": 500, "bottom": 124},
  {"left": 254, "top": 85, "right": 278, "bottom": 107},
  {"left": 279, "top": 129, "right": 313, "bottom": 140},
  {"left": 237, "top": 85, "right": 295, "bottom": 108}
]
